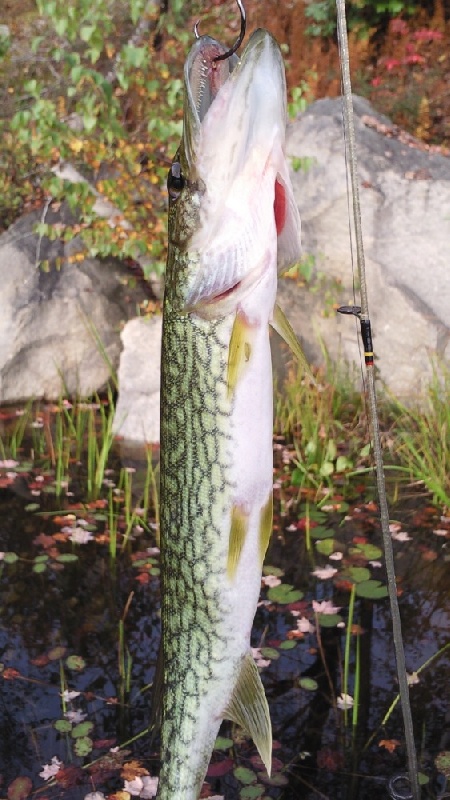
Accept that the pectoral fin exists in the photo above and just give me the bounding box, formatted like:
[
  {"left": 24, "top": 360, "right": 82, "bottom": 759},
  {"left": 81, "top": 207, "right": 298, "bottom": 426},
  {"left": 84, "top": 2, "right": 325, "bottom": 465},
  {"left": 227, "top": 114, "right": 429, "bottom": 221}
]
[
  {"left": 271, "top": 303, "right": 315, "bottom": 384},
  {"left": 224, "top": 651, "right": 272, "bottom": 775}
]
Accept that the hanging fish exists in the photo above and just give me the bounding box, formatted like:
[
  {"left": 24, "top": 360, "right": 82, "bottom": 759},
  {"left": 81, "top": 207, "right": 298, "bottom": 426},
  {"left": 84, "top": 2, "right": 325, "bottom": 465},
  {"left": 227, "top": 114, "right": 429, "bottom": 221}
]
[{"left": 157, "top": 4, "right": 302, "bottom": 797}]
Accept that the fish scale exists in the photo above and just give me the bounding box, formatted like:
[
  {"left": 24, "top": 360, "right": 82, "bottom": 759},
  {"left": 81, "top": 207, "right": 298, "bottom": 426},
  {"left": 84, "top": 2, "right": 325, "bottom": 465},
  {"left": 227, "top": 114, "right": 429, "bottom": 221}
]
[{"left": 160, "top": 298, "right": 236, "bottom": 798}]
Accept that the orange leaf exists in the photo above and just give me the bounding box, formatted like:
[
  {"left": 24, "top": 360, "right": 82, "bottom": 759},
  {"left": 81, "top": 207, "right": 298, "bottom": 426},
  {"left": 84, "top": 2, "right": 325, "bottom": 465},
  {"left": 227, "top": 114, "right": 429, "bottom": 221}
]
[
  {"left": 121, "top": 760, "right": 149, "bottom": 781},
  {"left": 379, "top": 739, "right": 401, "bottom": 753}
]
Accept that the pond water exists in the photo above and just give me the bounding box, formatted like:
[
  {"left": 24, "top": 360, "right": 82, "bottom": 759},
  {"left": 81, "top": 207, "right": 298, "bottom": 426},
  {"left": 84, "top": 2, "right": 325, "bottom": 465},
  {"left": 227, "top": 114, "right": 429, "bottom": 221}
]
[{"left": 0, "top": 424, "right": 449, "bottom": 800}]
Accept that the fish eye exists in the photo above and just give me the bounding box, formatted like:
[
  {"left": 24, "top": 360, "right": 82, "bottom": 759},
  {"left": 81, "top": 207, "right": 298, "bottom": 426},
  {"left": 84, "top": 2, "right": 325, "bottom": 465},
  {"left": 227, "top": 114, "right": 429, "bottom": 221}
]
[{"left": 167, "top": 161, "right": 185, "bottom": 200}]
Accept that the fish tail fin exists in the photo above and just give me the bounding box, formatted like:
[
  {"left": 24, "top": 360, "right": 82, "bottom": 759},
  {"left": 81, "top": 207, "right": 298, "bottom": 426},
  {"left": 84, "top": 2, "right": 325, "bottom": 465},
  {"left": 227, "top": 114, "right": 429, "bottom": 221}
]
[{"left": 224, "top": 651, "right": 272, "bottom": 775}]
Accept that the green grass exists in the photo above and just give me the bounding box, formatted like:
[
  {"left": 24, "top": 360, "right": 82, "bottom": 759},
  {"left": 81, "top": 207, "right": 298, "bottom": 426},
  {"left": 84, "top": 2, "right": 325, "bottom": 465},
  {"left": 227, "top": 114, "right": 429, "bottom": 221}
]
[
  {"left": 274, "top": 354, "right": 449, "bottom": 508},
  {"left": 391, "top": 361, "right": 450, "bottom": 507}
]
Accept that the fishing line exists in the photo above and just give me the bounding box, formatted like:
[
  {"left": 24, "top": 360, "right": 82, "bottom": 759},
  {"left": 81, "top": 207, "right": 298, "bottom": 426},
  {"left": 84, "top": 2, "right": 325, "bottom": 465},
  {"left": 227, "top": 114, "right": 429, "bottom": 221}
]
[{"left": 334, "top": 2, "right": 421, "bottom": 798}]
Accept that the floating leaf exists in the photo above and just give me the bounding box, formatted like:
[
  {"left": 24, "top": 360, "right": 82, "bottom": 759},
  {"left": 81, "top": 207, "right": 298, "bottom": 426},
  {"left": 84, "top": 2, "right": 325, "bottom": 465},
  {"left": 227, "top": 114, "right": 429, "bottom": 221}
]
[
  {"left": 73, "top": 736, "right": 93, "bottom": 756},
  {"left": 267, "top": 584, "right": 303, "bottom": 604},
  {"left": 55, "top": 719, "right": 72, "bottom": 733},
  {"left": 318, "top": 613, "right": 343, "bottom": 627},
  {"left": 315, "top": 538, "right": 335, "bottom": 555},
  {"left": 435, "top": 751, "right": 450, "bottom": 779},
  {"left": 262, "top": 565, "right": 284, "bottom": 577},
  {"left": 260, "top": 647, "right": 279, "bottom": 660},
  {"left": 7, "top": 776, "right": 32, "bottom": 800},
  {"left": 234, "top": 766, "right": 256, "bottom": 785},
  {"left": 56, "top": 554, "right": 79, "bottom": 563},
  {"left": 356, "top": 580, "right": 388, "bottom": 599},
  {"left": 207, "top": 758, "right": 233, "bottom": 777},
  {"left": 299, "top": 677, "right": 318, "bottom": 691},
  {"left": 66, "top": 655, "right": 86, "bottom": 671},
  {"left": 310, "top": 526, "right": 334, "bottom": 540},
  {"left": 33, "top": 562, "right": 47, "bottom": 574},
  {"left": 48, "top": 646, "right": 67, "bottom": 661},
  {"left": 72, "top": 721, "right": 94, "bottom": 739},
  {"left": 350, "top": 543, "right": 383, "bottom": 561},
  {"left": 240, "top": 786, "right": 265, "bottom": 799},
  {"left": 347, "top": 566, "right": 371, "bottom": 583},
  {"left": 34, "top": 554, "right": 49, "bottom": 563},
  {"left": 279, "top": 640, "right": 297, "bottom": 650},
  {"left": 214, "top": 736, "right": 233, "bottom": 751},
  {"left": 4, "top": 552, "right": 18, "bottom": 564},
  {"left": 25, "top": 503, "right": 40, "bottom": 512}
]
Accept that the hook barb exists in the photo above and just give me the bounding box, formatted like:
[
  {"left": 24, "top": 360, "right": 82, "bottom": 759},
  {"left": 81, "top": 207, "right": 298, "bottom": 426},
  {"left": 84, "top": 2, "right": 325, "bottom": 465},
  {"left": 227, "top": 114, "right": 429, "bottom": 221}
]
[{"left": 213, "top": 0, "right": 246, "bottom": 63}]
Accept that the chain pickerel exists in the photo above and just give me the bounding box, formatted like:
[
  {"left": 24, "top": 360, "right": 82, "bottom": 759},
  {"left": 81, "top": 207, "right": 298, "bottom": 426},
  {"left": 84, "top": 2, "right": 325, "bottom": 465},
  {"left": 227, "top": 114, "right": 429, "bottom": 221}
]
[{"left": 157, "top": 19, "right": 301, "bottom": 800}]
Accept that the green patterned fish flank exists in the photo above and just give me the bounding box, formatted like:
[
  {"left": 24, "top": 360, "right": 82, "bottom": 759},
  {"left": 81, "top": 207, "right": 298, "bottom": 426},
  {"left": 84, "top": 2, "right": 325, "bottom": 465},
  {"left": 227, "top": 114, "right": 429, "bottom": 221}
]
[{"left": 157, "top": 25, "right": 301, "bottom": 800}]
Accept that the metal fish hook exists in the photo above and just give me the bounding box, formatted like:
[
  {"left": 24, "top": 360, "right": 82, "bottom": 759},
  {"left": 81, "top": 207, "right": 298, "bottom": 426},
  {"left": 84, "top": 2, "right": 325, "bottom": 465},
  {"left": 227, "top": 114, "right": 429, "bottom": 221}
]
[
  {"left": 193, "top": 1, "right": 246, "bottom": 57},
  {"left": 213, "top": 0, "right": 246, "bottom": 62}
]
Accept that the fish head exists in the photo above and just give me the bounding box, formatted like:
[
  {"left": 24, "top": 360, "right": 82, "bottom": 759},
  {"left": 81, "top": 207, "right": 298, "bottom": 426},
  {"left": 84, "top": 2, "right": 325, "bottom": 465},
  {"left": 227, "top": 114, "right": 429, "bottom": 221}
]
[{"left": 166, "top": 28, "right": 301, "bottom": 318}]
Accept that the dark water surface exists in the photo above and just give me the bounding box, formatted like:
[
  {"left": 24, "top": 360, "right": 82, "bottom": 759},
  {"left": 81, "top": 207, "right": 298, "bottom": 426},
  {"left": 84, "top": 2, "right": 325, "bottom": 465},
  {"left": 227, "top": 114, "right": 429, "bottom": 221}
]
[{"left": 0, "top": 445, "right": 449, "bottom": 800}]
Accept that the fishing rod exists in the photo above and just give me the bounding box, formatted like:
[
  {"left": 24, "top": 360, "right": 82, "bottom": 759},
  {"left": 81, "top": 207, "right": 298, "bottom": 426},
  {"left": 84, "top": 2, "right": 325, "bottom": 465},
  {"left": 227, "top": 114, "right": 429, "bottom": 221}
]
[{"left": 334, "top": 2, "right": 421, "bottom": 798}]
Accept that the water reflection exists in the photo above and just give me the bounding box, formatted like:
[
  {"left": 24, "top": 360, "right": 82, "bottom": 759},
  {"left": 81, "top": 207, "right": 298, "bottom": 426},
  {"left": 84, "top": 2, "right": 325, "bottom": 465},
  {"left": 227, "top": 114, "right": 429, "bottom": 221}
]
[{"left": 0, "top": 454, "right": 449, "bottom": 799}]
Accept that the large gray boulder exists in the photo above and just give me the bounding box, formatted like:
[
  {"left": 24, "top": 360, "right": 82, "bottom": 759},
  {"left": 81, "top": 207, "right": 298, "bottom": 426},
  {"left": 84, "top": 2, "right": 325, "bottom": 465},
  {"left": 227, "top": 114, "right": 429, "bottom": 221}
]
[
  {"left": 112, "top": 316, "right": 161, "bottom": 444},
  {"left": 281, "top": 95, "right": 450, "bottom": 397},
  {"left": 0, "top": 206, "right": 151, "bottom": 403}
]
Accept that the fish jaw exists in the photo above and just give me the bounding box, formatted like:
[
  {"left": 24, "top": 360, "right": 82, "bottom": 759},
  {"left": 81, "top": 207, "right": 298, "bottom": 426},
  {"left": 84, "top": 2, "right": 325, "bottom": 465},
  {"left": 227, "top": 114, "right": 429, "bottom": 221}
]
[{"left": 177, "top": 28, "right": 301, "bottom": 317}]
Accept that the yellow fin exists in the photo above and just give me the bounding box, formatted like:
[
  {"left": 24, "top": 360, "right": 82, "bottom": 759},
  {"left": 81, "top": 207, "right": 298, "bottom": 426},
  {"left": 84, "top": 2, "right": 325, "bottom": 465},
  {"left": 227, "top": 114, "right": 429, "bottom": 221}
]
[
  {"left": 271, "top": 304, "right": 316, "bottom": 384},
  {"left": 259, "top": 494, "right": 273, "bottom": 565},
  {"left": 224, "top": 651, "right": 272, "bottom": 775},
  {"left": 227, "top": 505, "right": 249, "bottom": 580},
  {"left": 227, "top": 312, "right": 254, "bottom": 397}
]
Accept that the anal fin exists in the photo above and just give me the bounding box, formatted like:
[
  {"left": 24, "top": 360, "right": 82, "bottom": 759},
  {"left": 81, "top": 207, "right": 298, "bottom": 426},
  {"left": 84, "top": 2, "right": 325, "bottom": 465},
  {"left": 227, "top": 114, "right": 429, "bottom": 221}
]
[
  {"left": 271, "top": 303, "right": 316, "bottom": 384},
  {"left": 224, "top": 651, "right": 272, "bottom": 775}
]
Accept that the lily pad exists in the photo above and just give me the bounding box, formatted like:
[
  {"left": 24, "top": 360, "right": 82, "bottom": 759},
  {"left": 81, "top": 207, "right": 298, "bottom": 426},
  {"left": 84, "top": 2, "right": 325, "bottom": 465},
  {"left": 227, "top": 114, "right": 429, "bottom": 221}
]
[
  {"left": 7, "top": 776, "right": 32, "bottom": 800},
  {"left": 72, "top": 720, "right": 94, "bottom": 738},
  {"left": 310, "top": 526, "right": 335, "bottom": 540},
  {"left": 56, "top": 553, "right": 79, "bottom": 563},
  {"left": 54, "top": 718, "right": 72, "bottom": 733},
  {"left": 234, "top": 766, "right": 256, "bottom": 785},
  {"left": 356, "top": 580, "right": 388, "bottom": 599},
  {"left": 267, "top": 584, "right": 303, "bottom": 604},
  {"left": 350, "top": 543, "right": 383, "bottom": 561},
  {"left": 299, "top": 677, "right": 318, "bottom": 691},
  {"left": 435, "top": 751, "right": 450, "bottom": 779},
  {"left": 66, "top": 655, "right": 86, "bottom": 671},
  {"left": 346, "top": 566, "right": 371, "bottom": 583},
  {"left": 315, "top": 538, "right": 335, "bottom": 555},
  {"left": 214, "top": 736, "right": 233, "bottom": 751},
  {"left": 73, "top": 735, "right": 93, "bottom": 757},
  {"left": 262, "top": 565, "right": 284, "bottom": 577},
  {"left": 318, "top": 613, "right": 343, "bottom": 627},
  {"left": 260, "top": 647, "right": 279, "bottom": 660},
  {"left": 279, "top": 640, "right": 297, "bottom": 650},
  {"left": 240, "top": 786, "right": 265, "bottom": 799}
]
